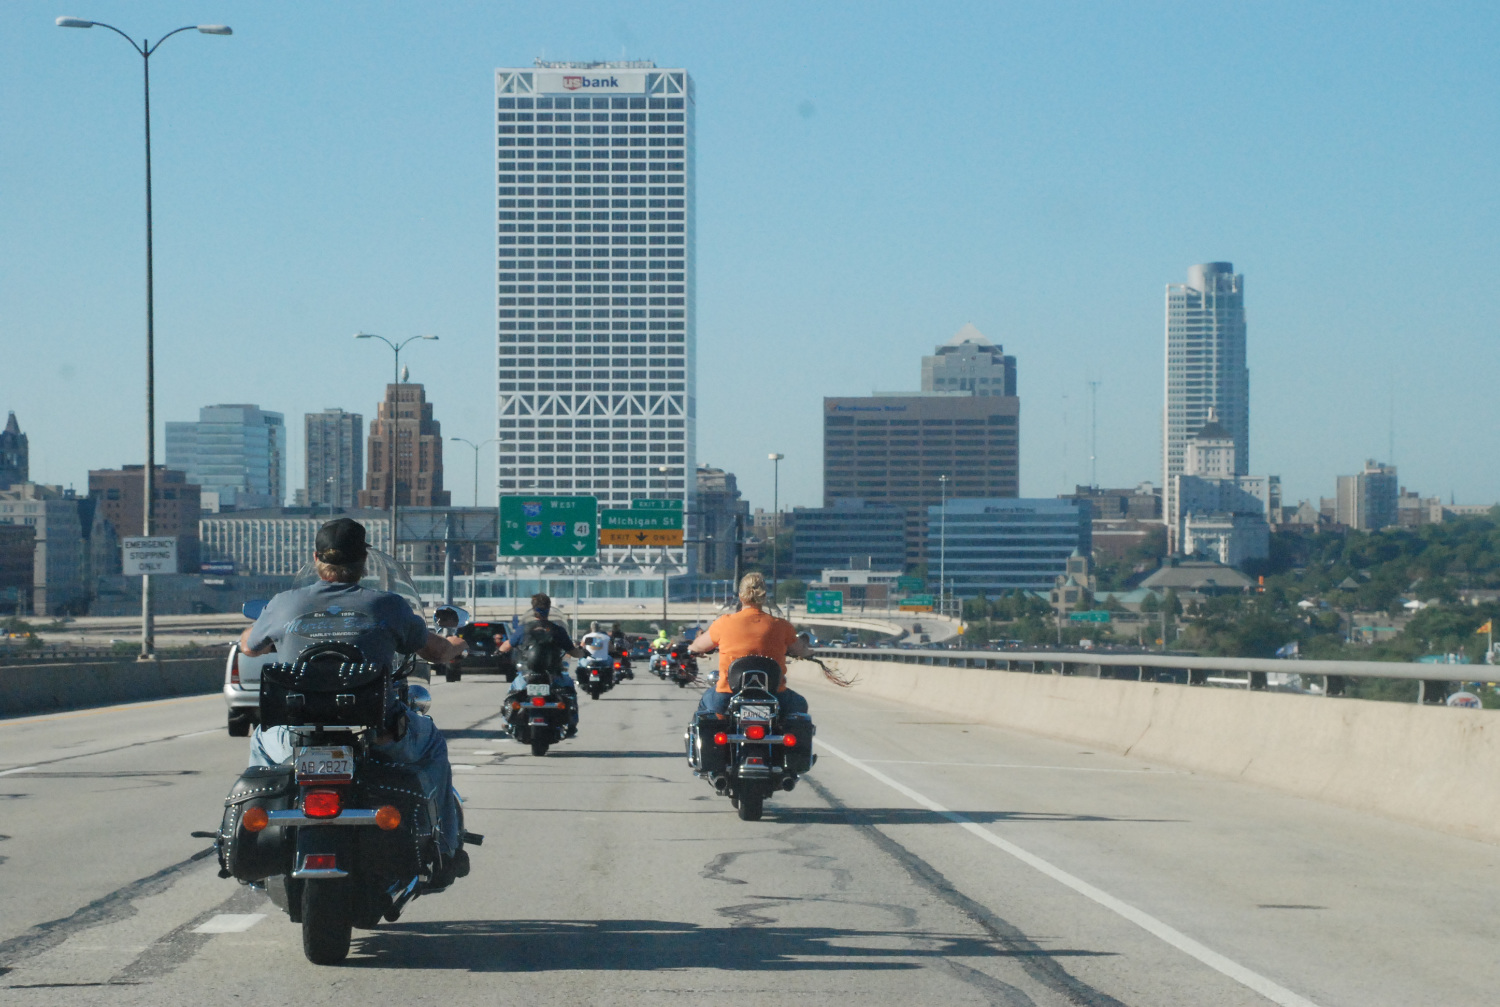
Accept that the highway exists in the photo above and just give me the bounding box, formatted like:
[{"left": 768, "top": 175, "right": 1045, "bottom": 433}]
[{"left": 2, "top": 668, "right": 1497, "bottom": 1005}]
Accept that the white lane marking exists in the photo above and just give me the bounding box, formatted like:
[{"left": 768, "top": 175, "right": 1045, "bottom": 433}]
[
  {"left": 471, "top": 750, "right": 496, "bottom": 755},
  {"left": 176, "top": 729, "right": 220, "bottom": 739},
  {"left": 0, "top": 765, "right": 38, "bottom": 777},
  {"left": 819, "top": 740, "right": 1320, "bottom": 1007},
  {"left": 864, "top": 759, "right": 1184, "bottom": 774},
  {"left": 192, "top": 913, "right": 266, "bottom": 934},
  {"left": 451, "top": 764, "right": 478, "bottom": 770}
]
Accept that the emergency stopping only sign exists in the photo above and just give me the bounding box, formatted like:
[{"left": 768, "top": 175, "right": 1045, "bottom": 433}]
[{"left": 122, "top": 537, "right": 178, "bottom": 575}]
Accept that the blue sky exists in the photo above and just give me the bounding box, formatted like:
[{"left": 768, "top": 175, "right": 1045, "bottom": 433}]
[{"left": 3, "top": 1, "right": 1497, "bottom": 512}]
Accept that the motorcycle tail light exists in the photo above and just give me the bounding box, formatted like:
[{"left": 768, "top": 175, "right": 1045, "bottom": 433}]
[
  {"left": 303, "top": 789, "right": 341, "bottom": 818},
  {"left": 745, "top": 724, "right": 767, "bottom": 741},
  {"left": 242, "top": 806, "right": 268, "bottom": 832},
  {"left": 783, "top": 733, "right": 797, "bottom": 748},
  {"left": 303, "top": 853, "right": 337, "bottom": 871},
  {"left": 375, "top": 805, "right": 402, "bottom": 831},
  {"left": 531, "top": 695, "right": 546, "bottom": 707},
  {"left": 713, "top": 732, "right": 728, "bottom": 746}
]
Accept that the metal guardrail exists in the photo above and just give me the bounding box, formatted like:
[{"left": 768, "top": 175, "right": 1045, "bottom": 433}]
[{"left": 812, "top": 646, "right": 1489, "bottom": 705}]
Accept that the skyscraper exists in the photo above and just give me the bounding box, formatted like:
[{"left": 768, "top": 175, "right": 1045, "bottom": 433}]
[
  {"left": 359, "top": 384, "right": 451, "bottom": 509},
  {"left": 824, "top": 325, "right": 1020, "bottom": 569},
  {"left": 1163, "top": 263, "right": 1248, "bottom": 527},
  {"left": 493, "top": 61, "right": 695, "bottom": 564},
  {"left": 305, "top": 409, "right": 364, "bottom": 511},
  {"left": 165, "top": 404, "right": 286, "bottom": 510}
]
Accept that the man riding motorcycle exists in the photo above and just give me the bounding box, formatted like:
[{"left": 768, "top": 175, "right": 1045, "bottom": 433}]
[
  {"left": 609, "top": 623, "right": 634, "bottom": 678},
  {"left": 499, "top": 593, "right": 586, "bottom": 736},
  {"left": 238, "top": 518, "right": 473, "bottom": 883},
  {"left": 688, "top": 571, "right": 812, "bottom": 718}
]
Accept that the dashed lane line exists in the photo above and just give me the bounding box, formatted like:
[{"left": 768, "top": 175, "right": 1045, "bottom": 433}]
[{"left": 819, "top": 739, "right": 1321, "bottom": 1007}]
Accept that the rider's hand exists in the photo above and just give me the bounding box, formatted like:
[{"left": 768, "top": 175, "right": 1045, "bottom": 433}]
[{"left": 445, "top": 635, "right": 468, "bottom": 661}]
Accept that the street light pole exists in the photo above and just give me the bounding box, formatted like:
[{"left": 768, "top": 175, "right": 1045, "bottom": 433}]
[
  {"left": 57, "top": 16, "right": 232, "bottom": 660},
  {"left": 939, "top": 473, "right": 948, "bottom": 619},
  {"left": 450, "top": 437, "right": 501, "bottom": 508},
  {"left": 354, "top": 333, "right": 437, "bottom": 561},
  {"left": 768, "top": 453, "right": 783, "bottom": 605}
]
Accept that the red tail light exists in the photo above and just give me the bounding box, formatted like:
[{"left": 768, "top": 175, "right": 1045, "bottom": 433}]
[
  {"left": 783, "top": 733, "right": 797, "bottom": 748},
  {"left": 531, "top": 695, "right": 546, "bottom": 707},
  {"left": 303, "top": 853, "right": 338, "bottom": 871},
  {"left": 614, "top": 661, "right": 622, "bottom": 669},
  {"left": 745, "top": 724, "right": 767, "bottom": 741},
  {"left": 713, "top": 732, "right": 728, "bottom": 745},
  {"left": 230, "top": 651, "right": 240, "bottom": 686},
  {"left": 303, "top": 789, "right": 341, "bottom": 818}
]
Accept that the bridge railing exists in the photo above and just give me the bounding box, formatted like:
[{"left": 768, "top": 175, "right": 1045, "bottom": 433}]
[{"left": 812, "top": 646, "right": 1487, "bottom": 705}]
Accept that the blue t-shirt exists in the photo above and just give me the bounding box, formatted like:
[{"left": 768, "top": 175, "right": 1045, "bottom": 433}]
[{"left": 247, "top": 579, "right": 427, "bottom": 670}]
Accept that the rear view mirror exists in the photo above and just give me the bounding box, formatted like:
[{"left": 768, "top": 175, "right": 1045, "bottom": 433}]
[
  {"left": 242, "top": 599, "right": 268, "bottom": 621},
  {"left": 434, "top": 606, "right": 468, "bottom": 630}
]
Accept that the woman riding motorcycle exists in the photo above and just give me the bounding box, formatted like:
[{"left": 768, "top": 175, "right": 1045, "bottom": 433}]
[{"left": 688, "top": 571, "right": 812, "bottom": 717}]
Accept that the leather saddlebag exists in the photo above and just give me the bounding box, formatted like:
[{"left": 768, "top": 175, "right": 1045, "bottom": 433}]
[
  {"left": 782, "top": 712, "right": 815, "bottom": 776},
  {"left": 260, "top": 656, "right": 394, "bottom": 729},
  {"left": 219, "top": 765, "right": 294, "bottom": 882}
]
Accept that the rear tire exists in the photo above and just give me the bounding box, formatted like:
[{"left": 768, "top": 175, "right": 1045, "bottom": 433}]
[
  {"left": 736, "top": 793, "right": 764, "bottom": 821},
  {"left": 531, "top": 740, "right": 550, "bottom": 756},
  {"left": 445, "top": 667, "right": 461, "bottom": 682},
  {"left": 301, "top": 879, "right": 353, "bottom": 965}
]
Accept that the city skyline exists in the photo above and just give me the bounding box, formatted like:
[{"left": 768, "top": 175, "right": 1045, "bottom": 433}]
[{"left": 4, "top": 4, "right": 1498, "bottom": 513}]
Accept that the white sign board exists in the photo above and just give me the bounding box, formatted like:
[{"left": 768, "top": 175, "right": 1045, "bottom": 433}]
[{"left": 122, "top": 537, "right": 178, "bottom": 576}]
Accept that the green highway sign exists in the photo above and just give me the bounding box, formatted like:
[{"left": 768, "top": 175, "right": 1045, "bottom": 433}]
[
  {"left": 805, "top": 590, "right": 844, "bottom": 615},
  {"left": 1069, "top": 610, "right": 1112, "bottom": 623},
  {"left": 630, "top": 498, "right": 684, "bottom": 511},
  {"left": 895, "top": 576, "right": 925, "bottom": 593},
  {"left": 600, "top": 509, "right": 683, "bottom": 531},
  {"left": 899, "top": 594, "right": 935, "bottom": 610},
  {"left": 499, "top": 496, "right": 597, "bottom": 557}
]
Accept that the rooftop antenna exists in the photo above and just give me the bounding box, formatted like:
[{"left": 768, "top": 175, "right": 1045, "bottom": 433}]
[{"left": 1088, "top": 380, "right": 1100, "bottom": 490}]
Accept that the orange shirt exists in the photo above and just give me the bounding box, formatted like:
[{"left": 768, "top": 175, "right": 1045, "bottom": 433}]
[{"left": 707, "top": 606, "right": 797, "bottom": 693}]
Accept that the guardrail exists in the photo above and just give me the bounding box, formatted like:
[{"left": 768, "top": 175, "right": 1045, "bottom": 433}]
[{"left": 813, "top": 646, "right": 1486, "bottom": 705}]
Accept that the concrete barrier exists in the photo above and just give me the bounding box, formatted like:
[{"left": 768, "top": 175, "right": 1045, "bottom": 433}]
[
  {"left": 795, "top": 656, "right": 1500, "bottom": 845},
  {"left": 0, "top": 656, "right": 224, "bottom": 717}
]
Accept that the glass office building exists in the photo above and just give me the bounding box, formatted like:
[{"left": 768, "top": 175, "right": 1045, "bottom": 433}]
[
  {"left": 927, "top": 497, "right": 1090, "bottom": 596},
  {"left": 165, "top": 404, "right": 285, "bottom": 510},
  {"left": 494, "top": 61, "right": 694, "bottom": 565},
  {"left": 1164, "top": 263, "right": 1248, "bottom": 527}
]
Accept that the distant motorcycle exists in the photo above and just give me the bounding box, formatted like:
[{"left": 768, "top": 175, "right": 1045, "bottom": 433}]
[
  {"left": 504, "top": 673, "right": 573, "bottom": 756},
  {"left": 686, "top": 657, "right": 814, "bottom": 821},
  {"left": 577, "top": 657, "right": 617, "bottom": 700},
  {"left": 665, "top": 644, "right": 699, "bottom": 688}
]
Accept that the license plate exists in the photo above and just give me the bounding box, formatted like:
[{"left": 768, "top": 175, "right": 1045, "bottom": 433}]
[
  {"left": 525, "top": 683, "right": 551, "bottom": 696},
  {"left": 590, "top": 671, "right": 602, "bottom": 680},
  {"left": 295, "top": 746, "right": 353, "bottom": 783},
  {"left": 739, "top": 705, "right": 772, "bottom": 722}
]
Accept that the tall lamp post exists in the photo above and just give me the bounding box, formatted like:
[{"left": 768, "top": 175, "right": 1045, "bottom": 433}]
[
  {"left": 354, "top": 333, "right": 437, "bottom": 560},
  {"left": 452, "top": 436, "right": 508, "bottom": 611},
  {"left": 768, "top": 453, "right": 783, "bottom": 606},
  {"left": 57, "top": 16, "right": 232, "bottom": 660},
  {"left": 939, "top": 473, "right": 949, "bottom": 619}
]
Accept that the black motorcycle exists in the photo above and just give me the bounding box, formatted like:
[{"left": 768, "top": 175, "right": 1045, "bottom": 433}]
[
  {"left": 578, "top": 657, "right": 616, "bottom": 700},
  {"left": 504, "top": 672, "right": 573, "bottom": 755},
  {"left": 666, "top": 645, "right": 699, "bottom": 688},
  {"left": 210, "top": 643, "right": 481, "bottom": 965},
  {"left": 685, "top": 657, "right": 815, "bottom": 821}
]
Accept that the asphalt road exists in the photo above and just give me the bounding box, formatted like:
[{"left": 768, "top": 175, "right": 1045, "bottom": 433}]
[{"left": 2, "top": 667, "right": 1498, "bottom": 1006}]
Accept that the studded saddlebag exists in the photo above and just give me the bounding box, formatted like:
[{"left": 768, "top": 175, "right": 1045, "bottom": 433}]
[
  {"left": 259, "top": 656, "right": 395, "bottom": 730},
  {"left": 694, "top": 712, "right": 730, "bottom": 776},
  {"left": 218, "top": 765, "right": 295, "bottom": 882},
  {"left": 782, "top": 712, "right": 815, "bottom": 776}
]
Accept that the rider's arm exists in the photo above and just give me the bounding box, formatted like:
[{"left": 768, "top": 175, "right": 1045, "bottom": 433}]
[
  {"left": 787, "top": 633, "right": 813, "bottom": 660},
  {"left": 688, "top": 632, "right": 717, "bottom": 655},
  {"left": 418, "top": 631, "right": 466, "bottom": 664},
  {"left": 238, "top": 625, "right": 274, "bottom": 657}
]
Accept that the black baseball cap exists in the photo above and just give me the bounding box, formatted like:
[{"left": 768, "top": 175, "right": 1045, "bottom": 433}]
[{"left": 316, "top": 518, "right": 368, "bottom": 564}]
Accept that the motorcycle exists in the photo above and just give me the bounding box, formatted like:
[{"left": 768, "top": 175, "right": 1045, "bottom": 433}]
[
  {"left": 685, "top": 657, "right": 815, "bottom": 821},
  {"left": 209, "top": 648, "right": 481, "bottom": 965},
  {"left": 577, "top": 656, "right": 617, "bottom": 700},
  {"left": 611, "top": 651, "right": 634, "bottom": 681},
  {"left": 666, "top": 645, "right": 699, "bottom": 688},
  {"left": 504, "top": 672, "right": 573, "bottom": 756}
]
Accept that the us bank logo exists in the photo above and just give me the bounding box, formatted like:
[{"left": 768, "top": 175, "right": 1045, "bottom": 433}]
[{"left": 563, "top": 75, "right": 620, "bottom": 90}]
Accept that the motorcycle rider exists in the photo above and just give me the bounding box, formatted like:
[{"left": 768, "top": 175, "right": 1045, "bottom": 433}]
[
  {"left": 499, "top": 593, "right": 586, "bottom": 736},
  {"left": 651, "top": 627, "right": 671, "bottom": 675},
  {"left": 609, "top": 622, "right": 634, "bottom": 678},
  {"left": 238, "top": 518, "right": 472, "bottom": 883},
  {"left": 688, "top": 571, "right": 812, "bottom": 717},
  {"left": 578, "top": 621, "right": 613, "bottom": 685}
]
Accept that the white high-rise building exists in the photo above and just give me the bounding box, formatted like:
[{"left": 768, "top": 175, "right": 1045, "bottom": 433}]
[
  {"left": 494, "top": 61, "right": 695, "bottom": 565},
  {"left": 1163, "top": 262, "right": 1248, "bottom": 527}
]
